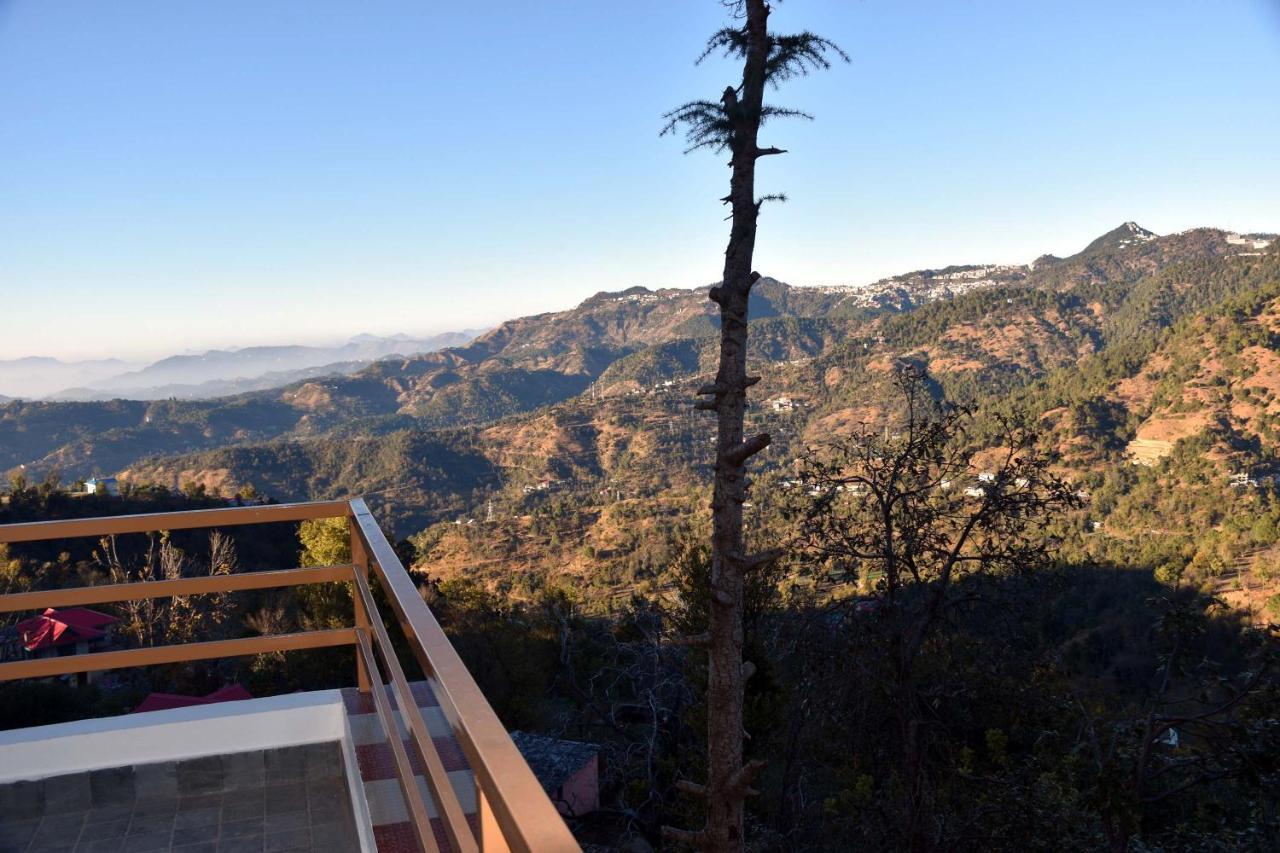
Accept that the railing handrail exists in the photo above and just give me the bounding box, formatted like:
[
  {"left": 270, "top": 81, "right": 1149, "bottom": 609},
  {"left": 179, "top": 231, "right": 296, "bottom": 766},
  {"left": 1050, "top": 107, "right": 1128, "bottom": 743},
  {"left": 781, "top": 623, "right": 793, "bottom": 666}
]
[
  {"left": 0, "top": 498, "right": 582, "bottom": 853},
  {"left": 0, "top": 628, "right": 357, "bottom": 681},
  {"left": 0, "top": 499, "right": 352, "bottom": 544},
  {"left": 0, "top": 564, "right": 354, "bottom": 614}
]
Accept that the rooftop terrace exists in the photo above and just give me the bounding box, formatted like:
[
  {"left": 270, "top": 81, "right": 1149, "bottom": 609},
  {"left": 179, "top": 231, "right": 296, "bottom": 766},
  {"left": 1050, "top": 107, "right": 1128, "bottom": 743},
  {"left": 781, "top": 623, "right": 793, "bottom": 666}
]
[{"left": 0, "top": 499, "right": 579, "bottom": 853}]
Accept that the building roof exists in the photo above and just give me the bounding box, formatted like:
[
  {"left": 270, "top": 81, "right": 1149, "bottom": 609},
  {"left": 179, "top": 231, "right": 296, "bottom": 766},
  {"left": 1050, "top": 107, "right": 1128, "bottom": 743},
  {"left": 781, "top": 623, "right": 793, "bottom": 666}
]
[
  {"left": 14, "top": 607, "right": 116, "bottom": 652},
  {"left": 49, "top": 607, "right": 117, "bottom": 630},
  {"left": 134, "top": 684, "right": 253, "bottom": 714},
  {"left": 508, "top": 732, "right": 599, "bottom": 790}
]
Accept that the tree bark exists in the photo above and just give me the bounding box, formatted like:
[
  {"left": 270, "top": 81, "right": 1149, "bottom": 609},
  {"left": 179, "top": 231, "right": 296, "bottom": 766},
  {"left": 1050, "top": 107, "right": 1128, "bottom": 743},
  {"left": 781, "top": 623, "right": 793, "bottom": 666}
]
[{"left": 702, "top": 2, "right": 772, "bottom": 850}]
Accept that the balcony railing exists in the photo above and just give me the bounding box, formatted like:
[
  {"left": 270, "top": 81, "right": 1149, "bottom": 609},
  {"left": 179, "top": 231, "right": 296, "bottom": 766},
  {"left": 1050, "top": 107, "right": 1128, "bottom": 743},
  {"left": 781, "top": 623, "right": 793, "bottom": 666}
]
[{"left": 0, "top": 498, "right": 580, "bottom": 853}]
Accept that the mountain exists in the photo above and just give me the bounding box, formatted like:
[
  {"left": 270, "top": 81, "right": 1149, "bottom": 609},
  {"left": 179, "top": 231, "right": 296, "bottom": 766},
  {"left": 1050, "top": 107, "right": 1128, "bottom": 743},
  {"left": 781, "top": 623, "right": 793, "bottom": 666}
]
[
  {"left": 48, "top": 357, "right": 433, "bottom": 403},
  {"left": 5, "top": 223, "right": 1279, "bottom": 556},
  {"left": 392, "top": 235, "right": 1280, "bottom": 596},
  {"left": 49, "top": 360, "right": 373, "bottom": 402},
  {"left": 48, "top": 332, "right": 478, "bottom": 401},
  {"left": 0, "top": 356, "right": 138, "bottom": 400},
  {"left": 1080, "top": 220, "right": 1158, "bottom": 254}
]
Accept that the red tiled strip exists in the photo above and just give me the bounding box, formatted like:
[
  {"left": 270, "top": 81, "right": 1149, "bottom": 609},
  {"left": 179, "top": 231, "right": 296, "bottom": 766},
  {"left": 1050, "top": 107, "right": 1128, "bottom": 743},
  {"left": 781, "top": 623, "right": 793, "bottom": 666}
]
[
  {"left": 373, "top": 816, "right": 481, "bottom": 853},
  {"left": 342, "top": 680, "right": 439, "bottom": 715},
  {"left": 356, "top": 735, "right": 471, "bottom": 779}
]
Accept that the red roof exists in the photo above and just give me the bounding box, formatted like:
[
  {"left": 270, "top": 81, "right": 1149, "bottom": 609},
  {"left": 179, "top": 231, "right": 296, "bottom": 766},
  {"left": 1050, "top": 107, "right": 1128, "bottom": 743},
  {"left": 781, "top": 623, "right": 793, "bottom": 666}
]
[
  {"left": 49, "top": 607, "right": 116, "bottom": 630},
  {"left": 134, "top": 684, "right": 253, "bottom": 714},
  {"left": 14, "top": 607, "right": 116, "bottom": 652}
]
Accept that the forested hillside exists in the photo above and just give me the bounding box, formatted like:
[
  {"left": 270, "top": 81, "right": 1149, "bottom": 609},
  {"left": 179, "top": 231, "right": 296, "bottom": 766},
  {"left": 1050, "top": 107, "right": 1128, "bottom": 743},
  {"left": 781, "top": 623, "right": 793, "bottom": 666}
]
[
  {"left": 1, "top": 224, "right": 1276, "bottom": 553},
  {"left": 3, "top": 224, "right": 1272, "bottom": 500},
  {"left": 7, "top": 225, "right": 1280, "bottom": 640}
]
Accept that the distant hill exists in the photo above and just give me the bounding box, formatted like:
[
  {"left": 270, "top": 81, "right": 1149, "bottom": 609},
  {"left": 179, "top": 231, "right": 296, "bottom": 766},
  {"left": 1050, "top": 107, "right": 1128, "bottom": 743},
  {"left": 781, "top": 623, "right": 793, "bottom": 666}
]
[
  {"left": 47, "top": 331, "right": 477, "bottom": 401},
  {"left": 120, "top": 429, "right": 499, "bottom": 533},
  {"left": 50, "top": 360, "right": 372, "bottom": 402},
  {"left": 0, "top": 356, "right": 139, "bottom": 400}
]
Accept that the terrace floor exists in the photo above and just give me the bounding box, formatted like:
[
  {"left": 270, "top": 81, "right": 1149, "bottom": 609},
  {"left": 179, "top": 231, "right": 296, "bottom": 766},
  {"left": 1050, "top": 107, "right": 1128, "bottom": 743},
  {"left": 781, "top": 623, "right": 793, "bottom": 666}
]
[{"left": 0, "top": 743, "right": 360, "bottom": 853}]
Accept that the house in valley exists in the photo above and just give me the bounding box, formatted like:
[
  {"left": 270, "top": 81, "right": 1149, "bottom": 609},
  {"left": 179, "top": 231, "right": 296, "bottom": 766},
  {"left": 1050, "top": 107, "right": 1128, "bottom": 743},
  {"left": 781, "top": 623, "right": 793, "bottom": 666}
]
[
  {"left": 5, "top": 607, "right": 117, "bottom": 684},
  {"left": 510, "top": 732, "right": 600, "bottom": 817}
]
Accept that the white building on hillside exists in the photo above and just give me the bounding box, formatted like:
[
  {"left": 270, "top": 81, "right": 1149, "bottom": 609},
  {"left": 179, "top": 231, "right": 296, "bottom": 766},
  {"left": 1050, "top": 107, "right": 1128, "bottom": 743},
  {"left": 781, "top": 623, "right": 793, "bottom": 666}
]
[{"left": 84, "top": 477, "right": 119, "bottom": 496}]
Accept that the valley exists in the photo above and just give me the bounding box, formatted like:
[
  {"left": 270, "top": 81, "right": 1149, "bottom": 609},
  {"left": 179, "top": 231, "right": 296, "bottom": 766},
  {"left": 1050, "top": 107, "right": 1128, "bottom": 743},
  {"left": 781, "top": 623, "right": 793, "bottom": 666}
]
[{"left": 4, "top": 223, "right": 1280, "bottom": 614}]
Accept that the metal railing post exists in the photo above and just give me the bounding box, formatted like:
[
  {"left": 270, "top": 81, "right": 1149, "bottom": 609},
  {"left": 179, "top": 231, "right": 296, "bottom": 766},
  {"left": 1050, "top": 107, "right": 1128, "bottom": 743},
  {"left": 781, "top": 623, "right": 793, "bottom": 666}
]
[
  {"left": 350, "top": 515, "right": 372, "bottom": 694},
  {"left": 478, "top": 784, "right": 513, "bottom": 853}
]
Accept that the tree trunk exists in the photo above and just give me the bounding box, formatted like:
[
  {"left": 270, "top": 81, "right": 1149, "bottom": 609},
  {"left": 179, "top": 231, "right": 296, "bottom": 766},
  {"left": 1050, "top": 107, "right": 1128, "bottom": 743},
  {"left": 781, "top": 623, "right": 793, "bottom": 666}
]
[{"left": 702, "top": 2, "right": 771, "bottom": 850}]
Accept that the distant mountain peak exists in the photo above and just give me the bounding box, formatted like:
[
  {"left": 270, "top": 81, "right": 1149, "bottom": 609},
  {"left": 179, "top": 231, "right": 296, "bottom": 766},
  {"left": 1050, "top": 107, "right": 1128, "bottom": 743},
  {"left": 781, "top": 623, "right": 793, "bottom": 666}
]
[{"left": 1081, "top": 221, "right": 1159, "bottom": 255}]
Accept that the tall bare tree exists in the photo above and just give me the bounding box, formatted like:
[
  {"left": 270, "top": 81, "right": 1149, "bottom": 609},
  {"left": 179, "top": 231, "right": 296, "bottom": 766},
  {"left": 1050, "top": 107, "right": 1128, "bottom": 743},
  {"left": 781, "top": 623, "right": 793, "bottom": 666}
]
[
  {"left": 661, "top": 2, "right": 845, "bottom": 849},
  {"left": 96, "top": 530, "right": 237, "bottom": 647}
]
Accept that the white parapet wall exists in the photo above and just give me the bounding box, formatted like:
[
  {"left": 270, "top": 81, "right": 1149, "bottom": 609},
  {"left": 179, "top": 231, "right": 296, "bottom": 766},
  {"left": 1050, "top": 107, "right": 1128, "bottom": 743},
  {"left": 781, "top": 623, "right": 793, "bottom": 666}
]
[{"left": 0, "top": 689, "right": 376, "bottom": 852}]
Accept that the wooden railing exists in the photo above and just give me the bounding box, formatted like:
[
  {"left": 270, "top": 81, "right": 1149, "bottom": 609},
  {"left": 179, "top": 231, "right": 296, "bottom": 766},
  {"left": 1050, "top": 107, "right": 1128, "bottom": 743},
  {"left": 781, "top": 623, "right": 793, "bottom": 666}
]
[{"left": 0, "top": 499, "right": 580, "bottom": 853}]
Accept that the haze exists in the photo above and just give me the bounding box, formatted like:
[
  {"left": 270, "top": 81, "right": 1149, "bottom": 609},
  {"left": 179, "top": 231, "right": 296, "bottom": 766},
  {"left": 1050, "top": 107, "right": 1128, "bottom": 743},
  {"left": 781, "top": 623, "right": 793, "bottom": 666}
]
[{"left": 2, "top": 0, "right": 1278, "bottom": 361}]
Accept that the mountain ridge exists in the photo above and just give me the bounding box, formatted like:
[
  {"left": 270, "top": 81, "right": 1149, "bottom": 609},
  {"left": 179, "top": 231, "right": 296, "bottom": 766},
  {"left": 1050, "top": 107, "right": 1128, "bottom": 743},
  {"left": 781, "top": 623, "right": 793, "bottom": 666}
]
[{"left": 4, "top": 225, "right": 1275, "bottom": 518}]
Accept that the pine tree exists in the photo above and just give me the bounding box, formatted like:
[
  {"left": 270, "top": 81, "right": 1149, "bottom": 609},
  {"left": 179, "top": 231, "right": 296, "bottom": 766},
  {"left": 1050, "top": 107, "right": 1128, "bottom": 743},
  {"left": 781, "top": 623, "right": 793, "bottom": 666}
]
[{"left": 660, "top": 2, "right": 845, "bottom": 850}]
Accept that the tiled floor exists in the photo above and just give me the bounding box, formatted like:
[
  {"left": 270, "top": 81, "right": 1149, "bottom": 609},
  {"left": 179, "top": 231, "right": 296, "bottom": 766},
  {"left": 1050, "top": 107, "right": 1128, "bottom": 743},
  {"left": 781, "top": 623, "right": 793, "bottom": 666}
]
[{"left": 0, "top": 745, "right": 360, "bottom": 853}]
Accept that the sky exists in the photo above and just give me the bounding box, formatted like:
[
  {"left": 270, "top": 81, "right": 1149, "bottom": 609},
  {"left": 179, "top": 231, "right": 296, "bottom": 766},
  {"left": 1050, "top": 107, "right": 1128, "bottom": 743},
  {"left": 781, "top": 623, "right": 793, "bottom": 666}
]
[{"left": 1, "top": 0, "right": 1278, "bottom": 362}]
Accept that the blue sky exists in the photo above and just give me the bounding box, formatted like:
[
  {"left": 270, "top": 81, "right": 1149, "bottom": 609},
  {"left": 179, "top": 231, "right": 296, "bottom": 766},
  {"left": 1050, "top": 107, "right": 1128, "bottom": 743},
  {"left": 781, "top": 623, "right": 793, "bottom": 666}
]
[{"left": 2, "top": 0, "right": 1278, "bottom": 361}]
